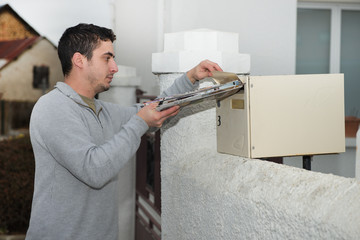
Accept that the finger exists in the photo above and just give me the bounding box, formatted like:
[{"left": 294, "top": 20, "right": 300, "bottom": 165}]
[
  {"left": 168, "top": 108, "right": 180, "bottom": 117},
  {"left": 157, "top": 108, "right": 180, "bottom": 127},
  {"left": 141, "top": 102, "right": 158, "bottom": 111},
  {"left": 159, "top": 105, "right": 179, "bottom": 117},
  {"left": 147, "top": 102, "right": 159, "bottom": 109},
  {"left": 207, "top": 63, "right": 222, "bottom": 72},
  {"left": 201, "top": 61, "right": 223, "bottom": 76},
  {"left": 212, "top": 63, "right": 223, "bottom": 72},
  {"left": 157, "top": 107, "right": 180, "bottom": 124}
]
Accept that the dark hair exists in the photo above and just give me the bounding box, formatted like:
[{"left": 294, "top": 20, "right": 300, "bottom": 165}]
[{"left": 58, "top": 23, "right": 116, "bottom": 76}]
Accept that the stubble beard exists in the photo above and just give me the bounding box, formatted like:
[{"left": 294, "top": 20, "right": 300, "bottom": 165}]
[
  {"left": 95, "top": 82, "right": 110, "bottom": 94},
  {"left": 89, "top": 74, "right": 111, "bottom": 95}
]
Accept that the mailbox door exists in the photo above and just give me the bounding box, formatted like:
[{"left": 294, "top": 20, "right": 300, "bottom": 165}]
[{"left": 216, "top": 76, "right": 251, "bottom": 157}]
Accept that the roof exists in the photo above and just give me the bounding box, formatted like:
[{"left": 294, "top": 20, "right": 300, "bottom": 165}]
[
  {"left": 0, "top": 36, "right": 41, "bottom": 69},
  {"left": 0, "top": 4, "right": 40, "bottom": 37}
]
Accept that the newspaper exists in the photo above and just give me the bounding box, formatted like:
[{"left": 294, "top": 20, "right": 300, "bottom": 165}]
[{"left": 143, "top": 73, "right": 244, "bottom": 111}]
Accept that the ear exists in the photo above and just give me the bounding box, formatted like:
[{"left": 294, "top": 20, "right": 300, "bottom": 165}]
[{"left": 72, "top": 52, "right": 85, "bottom": 69}]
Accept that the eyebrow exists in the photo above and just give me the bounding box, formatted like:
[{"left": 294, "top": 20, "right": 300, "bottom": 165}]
[{"left": 104, "top": 52, "right": 115, "bottom": 58}]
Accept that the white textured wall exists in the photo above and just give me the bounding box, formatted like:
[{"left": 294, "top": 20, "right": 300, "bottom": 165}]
[
  {"left": 159, "top": 74, "right": 217, "bottom": 155},
  {"left": 163, "top": 150, "right": 360, "bottom": 239},
  {"left": 158, "top": 74, "right": 360, "bottom": 240}
]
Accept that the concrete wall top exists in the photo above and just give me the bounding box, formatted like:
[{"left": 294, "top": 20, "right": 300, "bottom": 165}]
[
  {"left": 162, "top": 149, "right": 360, "bottom": 239},
  {"left": 152, "top": 29, "right": 251, "bottom": 74}
]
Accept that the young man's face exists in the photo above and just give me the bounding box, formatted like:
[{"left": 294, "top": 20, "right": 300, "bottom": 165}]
[{"left": 85, "top": 40, "right": 118, "bottom": 94}]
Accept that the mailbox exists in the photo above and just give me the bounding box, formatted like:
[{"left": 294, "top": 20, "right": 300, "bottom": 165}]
[{"left": 216, "top": 74, "right": 345, "bottom": 158}]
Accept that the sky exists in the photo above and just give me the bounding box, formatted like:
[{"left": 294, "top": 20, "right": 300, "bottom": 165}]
[{"left": 2, "top": 0, "right": 113, "bottom": 45}]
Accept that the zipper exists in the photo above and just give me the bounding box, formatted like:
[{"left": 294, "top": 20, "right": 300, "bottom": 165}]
[
  {"left": 97, "top": 108, "right": 103, "bottom": 128},
  {"left": 76, "top": 102, "right": 104, "bottom": 129}
]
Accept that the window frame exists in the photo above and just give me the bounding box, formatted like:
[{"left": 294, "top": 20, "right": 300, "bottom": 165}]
[{"left": 297, "top": 2, "right": 360, "bottom": 74}]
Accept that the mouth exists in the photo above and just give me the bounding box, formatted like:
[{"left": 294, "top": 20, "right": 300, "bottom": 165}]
[{"left": 106, "top": 75, "right": 114, "bottom": 82}]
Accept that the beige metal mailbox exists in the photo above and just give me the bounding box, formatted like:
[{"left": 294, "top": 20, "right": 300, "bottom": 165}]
[{"left": 216, "top": 74, "right": 345, "bottom": 158}]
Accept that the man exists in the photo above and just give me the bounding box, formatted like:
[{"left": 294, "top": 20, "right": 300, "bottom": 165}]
[{"left": 26, "top": 23, "right": 222, "bottom": 240}]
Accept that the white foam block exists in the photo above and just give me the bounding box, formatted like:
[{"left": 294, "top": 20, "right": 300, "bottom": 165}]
[{"left": 152, "top": 51, "right": 250, "bottom": 74}]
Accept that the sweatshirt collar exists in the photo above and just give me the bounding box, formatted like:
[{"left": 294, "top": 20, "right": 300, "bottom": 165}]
[{"left": 54, "top": 82, "right": 102, "bottom": 114}]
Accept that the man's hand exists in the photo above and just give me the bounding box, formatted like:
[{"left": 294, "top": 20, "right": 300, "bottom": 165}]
[
  {"left": 186, "top": 60, "right": 223, "bottom": 84},
  {"left": 137, "top": 103, "right": 180, "bottom": 128}
]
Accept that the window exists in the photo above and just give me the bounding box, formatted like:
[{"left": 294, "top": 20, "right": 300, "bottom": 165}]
[
  {"left": 296, "top": 8, "right": 331, "bottom": 74},
  {"left": 341, "top": 9, "right": 360, "bottom": 116},
  {"left": 296, "top": 2, "right": 360, "bottom": 117},
  {"left": 33, "top": 65, "right": 49, "bottom": 90}
]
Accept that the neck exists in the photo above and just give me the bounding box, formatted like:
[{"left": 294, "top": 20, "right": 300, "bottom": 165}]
[{"left": 64, "top": 75, "right": 95, "bottom": 99}]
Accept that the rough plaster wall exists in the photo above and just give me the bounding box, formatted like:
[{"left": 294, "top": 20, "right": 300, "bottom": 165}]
[
  {"left": 159, "top": 73, "right": 218, "bottom": 167},
  {"left": 159, "top": 74, "right": 360, "bottom": 239},
  {"left": 164, "top": 151, "right": 360, "bottom": 239}
]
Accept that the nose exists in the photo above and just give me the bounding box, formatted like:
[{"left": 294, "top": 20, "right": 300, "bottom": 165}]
[{"left": 110, "top": 60, "right": 118, "bottom": 73}]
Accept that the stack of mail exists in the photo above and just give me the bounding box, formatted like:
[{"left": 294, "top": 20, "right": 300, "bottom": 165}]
[{"left": 143, "top": 72, "right": 244, "bottom": 111}]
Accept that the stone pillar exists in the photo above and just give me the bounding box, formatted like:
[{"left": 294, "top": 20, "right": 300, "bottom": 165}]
[
  {"left": 152, "top": 29, "right": 250, "bottom": 239},
  {"left": 99, "top": 65, "right": 140, "bottom": 240},
  {"left": 99, "top": 65, "right": 141, "bottom": 106}
]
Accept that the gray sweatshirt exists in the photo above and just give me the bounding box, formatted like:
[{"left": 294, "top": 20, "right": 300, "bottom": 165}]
[{"left": 26, "top": 74, "right": 197, "bottom": 240}]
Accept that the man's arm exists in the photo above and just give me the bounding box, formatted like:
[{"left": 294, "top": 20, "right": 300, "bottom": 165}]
[
  {"left": 30, "top": 96, "right": 149, "bottom": 189},
  {"left": 137, "top": 60, "right": 223, "bottom": 127}
]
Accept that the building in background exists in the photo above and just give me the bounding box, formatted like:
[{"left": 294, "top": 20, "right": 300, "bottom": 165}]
[{"left": 0, "top": 4, "right": 62, "bottom": 136}]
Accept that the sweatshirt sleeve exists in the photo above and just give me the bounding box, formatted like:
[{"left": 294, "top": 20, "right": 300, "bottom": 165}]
[
  {"left": 129, "top": 73, "right": 199, "bottom": 113},
  {"left": 158, "top": 73, "right": 199, "bottom": 98}
]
